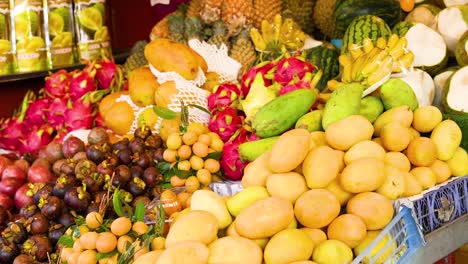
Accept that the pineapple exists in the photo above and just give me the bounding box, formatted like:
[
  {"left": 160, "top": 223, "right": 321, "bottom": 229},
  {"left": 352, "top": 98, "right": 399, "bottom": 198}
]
[
  {"left": 124, "top": 41, "right": 148, "bottom": 73},
  {"left": 221, "top": 0, "right": 254, "bottom": 36},
  {"left": 229, "top": 30, "right": 257, "bottom": 78},
  {"left": 282, "top": 0, "right": 315, "bottom": 35},
  {"left": 200, "top": 0, "right": 223, "bottom": 25},
  {"left": 208, "top": 21, "right": 228, "bottom": 48},
  {"left": 184, "top": 16, "right": 203, "bottom": 41},
  {"left": 168, "top": 12, "right": 186, "bottom": 43},
  {"left": 253, "top": 0, "right": 282, "bottom": 29},
  {"left": 313, "top": 0, "right": 340, "bottom": 38},
  {"left": 186, "top": 0, "right": 203, "bottom": 18}
]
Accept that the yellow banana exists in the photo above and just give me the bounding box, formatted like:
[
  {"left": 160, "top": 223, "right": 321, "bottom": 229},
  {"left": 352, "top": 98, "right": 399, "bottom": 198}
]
[
  {"left": 318, "top": 93, "right": 331, "bottom": 103},
  {"left": 261, "top": 20, "right": 275, "bottom": 44},
  {"left": 387, "top": 34, "right": 400, "bottom": 50},
  {"left": 273, "top": 14, "right": 282, "bottom": 42},
  {"left": 351, "top": 54, "right": 368, "bottom": 81},
  {"left": 362, "top": 38, "right": 374, "bottom": 53},
  {"left": 376, "top": 37, "right": 387, "bottom": 49},
  {"left": 341, "top": 63, "right": 353, "bottom": 83},
  {"left": 367, "top": 56, "right": 393, "bottom": 86},
  {"left": 338, "top": 54, "right": 353, "bottom": 67},
  {"left": 348, "top": 44, "right": 364, "bottom": 60},
  {"left": 398, "top": 52, "right": 415, "bottom": 69},
  {"left": 327, "top": 79, "right": 345, "bottom": 91},
  {"left": 250, "top": 28, "right": 267, "bottom": 50},
  {"left": 392, "top": 60, "right": 403, "bottom": 73},
  {"left": 360, "top": 49, "right": 389, "bottom": 76},
  {"left": 389, "top": 37, "right": 408, "bottom": 60}
]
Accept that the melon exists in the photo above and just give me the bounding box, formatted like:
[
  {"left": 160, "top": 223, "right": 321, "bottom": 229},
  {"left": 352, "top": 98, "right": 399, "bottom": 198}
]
[
  {"left": 304, "top": 43, "right": 340, "bottom": 91},
  {"left": 405, "top": 4, "right": 441, "bottom": 29},
  {"left": 441, "top": 66, "right": 468, "bottom": 151},
  {"left": 433, "top": 68, "right": 457, "bottom": 108},
  {"left": 436, "top": 6, "right": 468, "bottom": 53},
  {"left": 396, "top": 68, "right": 435, "bottom": 106},
  {"left": 455, "top": 30, "right": 468, "bottom": 66},
  {"left": 341, "top": 15, "right": 392, "bottom": 54},
  {"left": 393, "top": 22, "right": 448, "bottom": 75}
]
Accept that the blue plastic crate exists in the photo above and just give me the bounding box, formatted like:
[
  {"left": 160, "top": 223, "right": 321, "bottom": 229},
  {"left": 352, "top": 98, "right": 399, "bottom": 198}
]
[
  {"left": 352, "top": 206, "right": 425, "bottom": 264},
  {"left": 412, "top": 176, "right": 468, "bottom": 235}
]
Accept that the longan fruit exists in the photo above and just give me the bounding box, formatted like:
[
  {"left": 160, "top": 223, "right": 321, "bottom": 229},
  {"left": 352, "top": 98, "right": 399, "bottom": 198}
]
[
  {"left": 132, "top": 221, "right": 149, "bottom": 235},
  {"left": 151, "top": 237, "right": 166, "bottom": 250},
  {"left": 110, "top": 217, "right": 132, "bottom": 236},
  {"left": 79, "top": 231, "right": 98, "bottom": 250},
  {"left": 182, "top": 131, "right": 198, "bottom": 145},
  {"left": 177, "top": 160, "right": 191, "bottom": 171},
  {"left": 192, "top": 142, "right": 209, "bottom": 158},
  {"left": 189, "top": 156, "right": 204, "bottom": 170},
  {"left": 197, "top": 169, "right": 212, "bottom": 186},
  {"left": 204, "top": 158, "right": 220, "bottom": 173},
  {"left": 95, "top": 232, "right": 117, "bottom": 253},
  {"left": 166, "top": 133, "right": 182, "bottom": 150},
  {"left": 117, "top": 235, "right": 134, "bottom": 254},
  {"left": 197, "top": 134, "right": 211, "bottom": 145},
  {"left": 85, "top": 212, "right": 103, "bottom": 229},
  {"left": 185, "top": 176, "right": 200, "bottom": 193},
  {"left": 177, "top": 145, "right": 192, "bottom": 160},
  {"left": 163, "top": 149, "right": 177, "bottom": 162}
]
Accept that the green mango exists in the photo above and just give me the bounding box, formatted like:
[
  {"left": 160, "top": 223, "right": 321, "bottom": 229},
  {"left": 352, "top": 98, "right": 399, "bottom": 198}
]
[
  {"left": 295, "top": 110, "right": 324, "bottom": 132},
  {"left": 360, "top": 96, "right": 384, "bottom": 123},
  {"left": 239, "top": 137, "right": 279, "bottom": 162},
  {"left": 322, "top": 83, "right": 364, "bottom": 130},
  {"left": 380, "top": 78, "right": 419, "bottom": 111}
]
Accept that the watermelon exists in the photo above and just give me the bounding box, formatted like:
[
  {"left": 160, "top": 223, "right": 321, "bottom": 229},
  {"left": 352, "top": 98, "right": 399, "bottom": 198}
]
[
  {"left": 405, "top": 4, "right": 441, "bottom": 29},
  {"left": 392, "top": 21, "right": 415, "bottom": 36},
  {"left": 333, "top": 0, "right": 401, "bottom": 37},
  {"left": 304, "top": 43, "right": 340, "bottom": 91},
  {"left": 393, "top": 22, "right": 448, "bottom": 75},
  {"left": 442, "top": 66, "right": 468, "bottom": 150},
  {"left": 436, "top": 5, "right": 468, "bottom": 53},
  {"left": 455, "top": 30, "right": 468, "bottom": 66},
  {"left": 341, "top": 15, "right": 392, "bottom": 54}
]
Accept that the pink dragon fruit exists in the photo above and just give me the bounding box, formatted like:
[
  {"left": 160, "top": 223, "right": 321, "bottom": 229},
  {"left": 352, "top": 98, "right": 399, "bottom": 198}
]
[
  {"left": 0, "top": 117, "right": 27, "bottom": 151},
  {"left": 69, "top": 64, "right": 97, "bottom": 101},
  {"left": 220, "top": 129, "right": 259, "bottom": 180},
  {"left": 44, "top": 69, "right": 71, "bottom": 99},
  {"left": 278, "top": 70, "right": 323, "bottom": 96},
  {"left": 207, "top": 83, "right": 241, "bottom": 112},
  {"left": 64, "top": 100, "right": 94, "bottom": 132},
  {"left": 20, "top": 126, "right": 53, "bottom": 155},
  {"left": 208, "top": 107, "right": 243, "bottom": 142},
  {"left": 95, "top": 58, "right": 119, "bottom": 90},
  {"left": 273, "top": 56, "right": 314, "bottom": 86},
  {"left": 24, "top": 98, "right": 50, "bottom": 128},
  {"left": 240, "top": 61, "right": 275, "bottom": 97},
  {"left": 47, "top": 98, "right": 69, "bottom": 130},
  {"left": 94, "top": 112, "right": 106, "bottom": 128}
]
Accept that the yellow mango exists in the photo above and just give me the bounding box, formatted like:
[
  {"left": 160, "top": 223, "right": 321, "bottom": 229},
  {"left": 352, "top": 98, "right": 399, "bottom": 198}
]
[
  {"left": 373, "top": 105, "right": 413, "bottom": 136},
  {"left": 242, "top": 151, "right": 272, "bottom": 187},
  {"left": 302, "top": 146, "right": 343, "bottom": 188},
  {"left": 430, "top": 120, "right": 462, "bottom": 161},
  {"left": 446, "top": 147, "right": 468, "bottom": 177},
  {"left": 269, "top": 129, "right": 310, "bottom": 173},
  {"left": 145, "top": 38, "right": 200, "bottom": 80},
  {"left": 325, "top": 115, "right": 374, "bottom": 151}
]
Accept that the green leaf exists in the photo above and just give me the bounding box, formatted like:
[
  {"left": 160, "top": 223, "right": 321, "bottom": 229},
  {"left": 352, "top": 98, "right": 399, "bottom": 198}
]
[
  {"left": 153, "top": 105, "right": 177, "bottom": 120},
  {"left": 134, "top": 200, "right": 145, "bottom": 222},
  {"left": 113, "top": 189, "right": 125, "bottom": 217},
  {"left": 75, "top": 215, "right": 85, "bottom": 226},
  {"left": 96, "top": 250, "right": 118, "bottom": 260},
  {"left": 188, "top": 104, "right": 211, "bottom": 115},
  {"left": 205, "top": 151, "right": 222, "bottom": 160},
  {"left": 161, "top": 182, "right": 173, "bottom": 189},
  {"left": 125, "top": 203, "right": 134, "bottom": 219},
  {"left": 57, "top": 234, "right": 74, "bottom": 247}
]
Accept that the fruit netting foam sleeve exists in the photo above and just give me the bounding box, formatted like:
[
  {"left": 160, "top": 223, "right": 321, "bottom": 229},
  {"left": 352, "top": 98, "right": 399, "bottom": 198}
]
[
  {"left": 188, "top": 39, "right": 242, "bottom": 83},
  {"left": 149, "top": 64, "right": 211, "bottom": 127}
]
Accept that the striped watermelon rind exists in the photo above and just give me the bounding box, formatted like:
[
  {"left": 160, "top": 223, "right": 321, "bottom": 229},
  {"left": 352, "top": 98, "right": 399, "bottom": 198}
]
[
  {"left": 304, "top": 44, "right": 340, "bottom": 91},
  {"left": 333, "top": 0, "right": 402, "bottom": 37},
  {"left": 341, "top": 15, "right": 392, "bottom": 54},
  {"left": 392, "top": 21, "right": 415, "bottom": 37}
]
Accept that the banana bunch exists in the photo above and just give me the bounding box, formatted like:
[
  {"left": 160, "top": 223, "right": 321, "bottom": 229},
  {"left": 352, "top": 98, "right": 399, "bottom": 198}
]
[
  {"left": 250, "top": 14, "right": 307, "bottom": 53},
  {"left": 328, "top": 34, "right": 414, "bottom": 91}
]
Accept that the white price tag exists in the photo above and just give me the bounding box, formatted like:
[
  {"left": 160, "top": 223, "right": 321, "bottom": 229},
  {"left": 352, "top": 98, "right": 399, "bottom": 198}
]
[{"left": 150, "top": 0, "right": 171, "bottom": 6}]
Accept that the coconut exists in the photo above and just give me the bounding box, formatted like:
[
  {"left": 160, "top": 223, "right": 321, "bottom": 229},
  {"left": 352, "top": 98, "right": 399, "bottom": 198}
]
[
  {"left": 436, "top": 6, "right": 468, "bottom": 53},
  {"left": 396, "top": 69, "right": 435, "bottom": 107}
]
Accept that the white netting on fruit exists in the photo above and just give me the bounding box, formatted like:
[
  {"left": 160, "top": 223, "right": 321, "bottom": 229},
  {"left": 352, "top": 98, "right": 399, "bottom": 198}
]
[{"left": 188, "top": 39, "right": 241, "bottom": 83}]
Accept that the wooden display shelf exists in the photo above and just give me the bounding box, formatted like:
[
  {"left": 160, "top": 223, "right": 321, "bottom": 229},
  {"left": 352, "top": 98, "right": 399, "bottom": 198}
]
[{"left": 0, "top": 51, "right": 130, "bottom": 84}]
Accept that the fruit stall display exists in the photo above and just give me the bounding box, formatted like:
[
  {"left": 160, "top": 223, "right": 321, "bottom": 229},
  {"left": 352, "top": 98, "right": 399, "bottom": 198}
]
[
  {"left": 0, "top": 0, "right": 467, "bottom": 263},
  {"left": 0, "top": 0, "right": 111, "bottom": 76}
]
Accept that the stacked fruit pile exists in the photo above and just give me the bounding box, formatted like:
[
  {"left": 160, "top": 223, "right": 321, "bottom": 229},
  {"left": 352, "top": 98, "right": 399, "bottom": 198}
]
[{"left": 0, "top": 0, "right": 467, "bottom": 263}]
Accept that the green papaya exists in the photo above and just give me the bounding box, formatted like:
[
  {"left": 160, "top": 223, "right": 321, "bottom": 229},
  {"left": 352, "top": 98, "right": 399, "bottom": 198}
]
[
  {"left": 380, "top": 78, "right": 419, "bottom": 111},
  {"left": 252, "top": 89, "right": 317, "bottom": 138},
  {"left": 295, "top": 110, "right": 324, "bottom": 132},
  {"left": 322, "top": 83, "right": 364, "bottom": 130},
  {"left": 239, "top": 137, "right": 279, "bottom": 162},
  {"left": 360, "top": 96, "right": 384, "bottom": 123}
]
